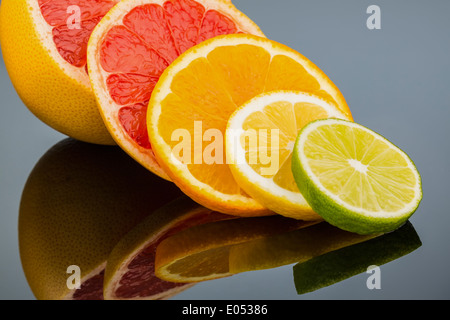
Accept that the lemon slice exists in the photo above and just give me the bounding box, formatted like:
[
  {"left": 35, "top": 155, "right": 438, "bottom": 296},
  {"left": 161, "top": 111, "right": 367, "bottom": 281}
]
[
  {"left": 225, "top": 91, "right": 350, "bottom": 220},
  {"left": 292, "top": 118, "right": 423, "bottom": 234}
]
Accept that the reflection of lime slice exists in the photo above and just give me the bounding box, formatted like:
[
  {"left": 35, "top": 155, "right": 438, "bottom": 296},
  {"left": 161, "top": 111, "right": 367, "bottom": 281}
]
[
  {"left": 293, "top": 221, "right": 421, "bottom": 295},
  {"left": 292, "top": 118, "right": 422, "bottom": 235},
  {"left": 229, "top": 222, "right": 378, "bottom": 274}
]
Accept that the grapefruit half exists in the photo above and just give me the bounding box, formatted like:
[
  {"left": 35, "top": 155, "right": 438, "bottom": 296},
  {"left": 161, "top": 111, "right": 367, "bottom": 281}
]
[{"left": 0, "top": 0, "right": 118, "bottom": 144}]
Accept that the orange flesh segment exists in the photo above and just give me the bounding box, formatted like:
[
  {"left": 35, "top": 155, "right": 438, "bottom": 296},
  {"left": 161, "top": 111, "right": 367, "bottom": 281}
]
[
  {"left": 98, "top": 0, "right": 242, "bottom": 149},
  {"left": 38, "top": 0, "right": 118, "bottom": 68}
]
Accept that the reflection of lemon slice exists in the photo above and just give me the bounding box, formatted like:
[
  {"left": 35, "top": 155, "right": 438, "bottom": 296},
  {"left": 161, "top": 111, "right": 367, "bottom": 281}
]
[
  {"left": 19, "top": 139, "right": 182, "bottom": 300},
  {"left": 229, "top": 222, "right": 378, "bottom": 274},
  {"left": 147, "top": 34, "right": 351, "bottom": 216},
  {"left": 104, "top": 197, "right": 232, "bottom": 300},
  {"left": 293, "top": 221, "right": 422, "bottom": 295},
  {"left": 154, "top": 215, "right": 316, "bottom": 283},
  {"left": 292, "top": 119, "right": 423, "bottom": 234},
  {"left": 226, "top": 91, "right": 350, "bottom": 220}
]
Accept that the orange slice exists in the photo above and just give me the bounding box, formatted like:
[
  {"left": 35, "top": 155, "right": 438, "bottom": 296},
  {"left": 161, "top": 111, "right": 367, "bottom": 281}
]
[
  {"left": 147, "top": 34, "right": 352, "bottom": 215},
  {"left": 0, "top": 0, "right": 117, "bottom": 145},
  {"left": 87, "top": 0, "right": 264, "bottom": 179}
]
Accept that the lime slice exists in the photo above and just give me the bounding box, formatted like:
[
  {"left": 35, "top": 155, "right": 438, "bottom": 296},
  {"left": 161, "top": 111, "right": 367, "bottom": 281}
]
[
  {"left": 293, "top": 221, "right": 422, "bottom": 295},
  {"left": 292, "top": 118, "right": 422, "bottom": 234}
]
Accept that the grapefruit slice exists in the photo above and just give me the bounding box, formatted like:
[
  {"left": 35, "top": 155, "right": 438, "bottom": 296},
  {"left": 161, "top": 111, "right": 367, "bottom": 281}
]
[
  {"left": 147, "top": 34, "right": 352, "bottom": 215},
  {"left": 18, "top": 139, "right": 182, "bottom": 300},
  {"left": 87, "top": 0, "right": 265, "bottom": 179},
  {"left": 0, "top": 0, "right": 118, "bottom": 144},
  {"left": 104, "top": 196, "right": 235, "bottom": 300}
]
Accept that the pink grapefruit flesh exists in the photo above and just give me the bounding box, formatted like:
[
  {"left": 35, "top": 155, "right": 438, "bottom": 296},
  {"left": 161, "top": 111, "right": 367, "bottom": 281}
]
[
  {"left": 38, "top": 0, "right": 119, "bottom": 70},
  {"left": 98, "top": 0, "right": 247, "bottom": 150}
]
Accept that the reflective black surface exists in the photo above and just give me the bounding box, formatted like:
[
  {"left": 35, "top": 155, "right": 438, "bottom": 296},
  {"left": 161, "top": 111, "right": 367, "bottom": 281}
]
[{"left": 1, "top": 0, "right": 449, "bottom": 299}]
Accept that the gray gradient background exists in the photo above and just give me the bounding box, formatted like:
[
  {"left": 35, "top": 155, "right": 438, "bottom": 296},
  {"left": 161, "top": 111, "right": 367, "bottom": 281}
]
[{"left": 0, "top": 0, "right": 449, "bottom": 299}]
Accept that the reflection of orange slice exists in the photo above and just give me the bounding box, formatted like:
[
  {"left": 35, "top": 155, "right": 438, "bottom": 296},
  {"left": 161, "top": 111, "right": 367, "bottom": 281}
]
[
  {"left": 18, "top": 139, "right": 182, "bottom": 300},
  {"left": 88, "top": 0, "right": 264, "bottom": 179},
  {"left": 154, "top": 213, "right": 317, "bottom": 283},
  {"left": 104, "top": 197, "right": 234, "bottom": 300},
  {"left": 0, "top": 0, "right": 117, "bottom": 144},
  {"left": 148, "top": 34, "right": 352, "bottom": 214}
]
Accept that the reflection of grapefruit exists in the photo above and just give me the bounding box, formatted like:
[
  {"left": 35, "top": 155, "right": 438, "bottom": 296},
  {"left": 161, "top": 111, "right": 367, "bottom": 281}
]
[
  {"left": 88, "top": 0, "right": 265, "bottom": 179},
  {"left": 104, "top": 196, "right": 234, "bottom": 300},
  {"left": 0, "top": 0, "right": 117, "bottom": 144},
  {"left": 18, "top": 139, "right": 182, "bottom": 300}
]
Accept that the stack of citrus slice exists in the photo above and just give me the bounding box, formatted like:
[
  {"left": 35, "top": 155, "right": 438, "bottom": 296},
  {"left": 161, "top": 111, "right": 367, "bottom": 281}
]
[{"left": 5, "top": 0, "right": 424, "bottom": 300}]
